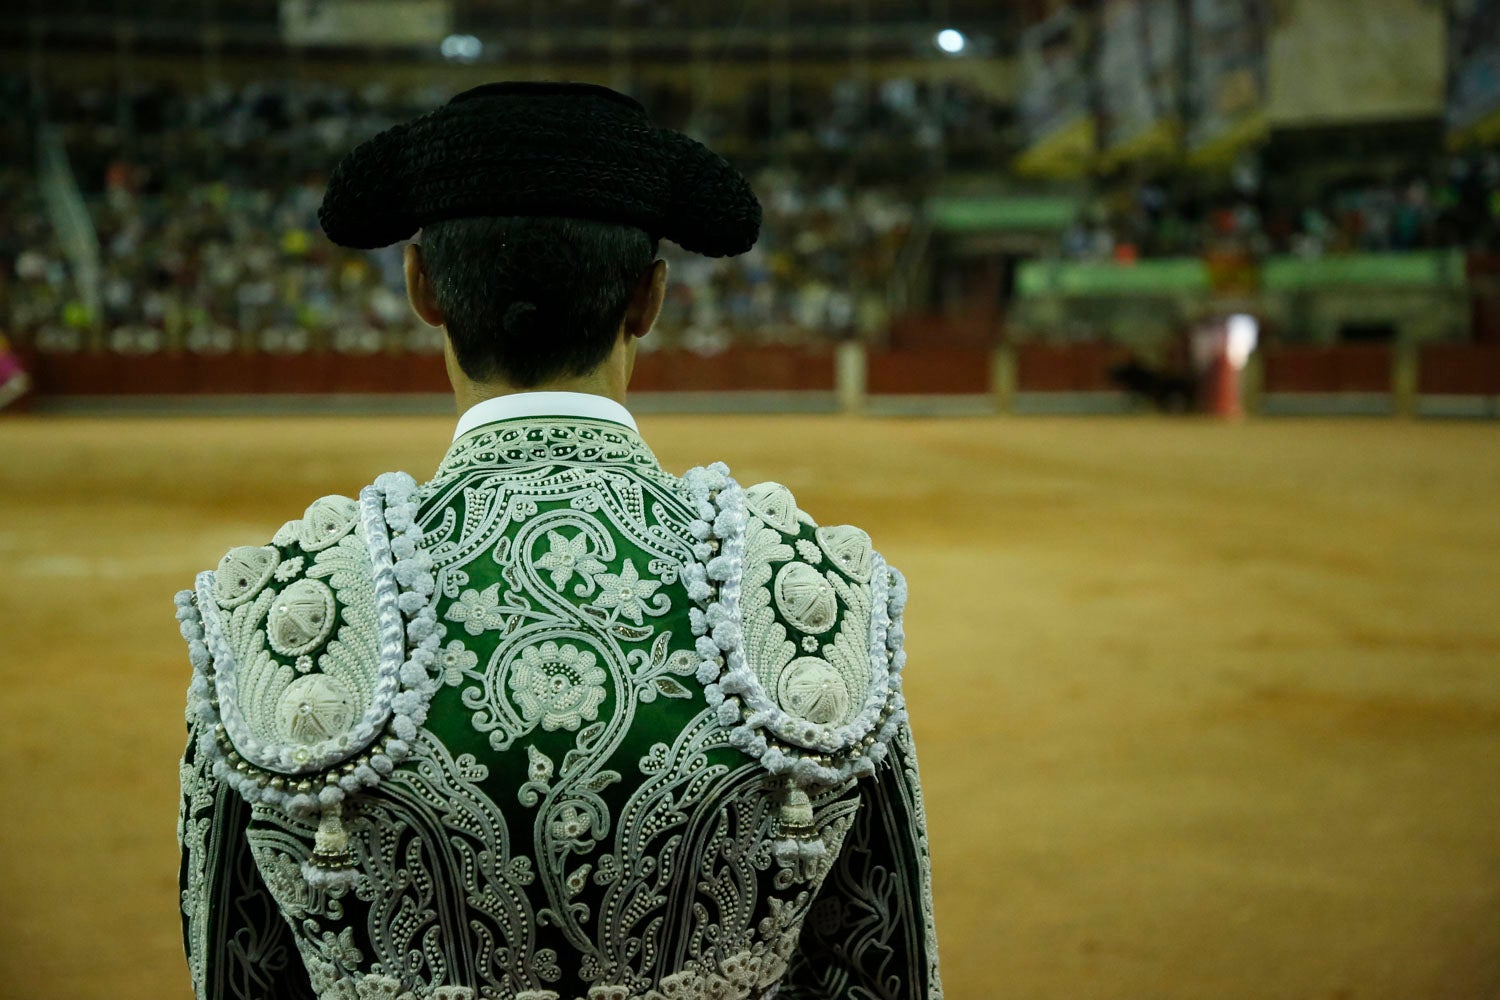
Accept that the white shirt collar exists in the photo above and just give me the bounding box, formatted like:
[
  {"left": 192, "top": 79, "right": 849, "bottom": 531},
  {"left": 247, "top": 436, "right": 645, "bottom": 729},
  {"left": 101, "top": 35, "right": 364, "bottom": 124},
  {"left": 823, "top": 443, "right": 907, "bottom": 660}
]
[{"left": 452, "top": 391, "right": 639, "bottom": 442}]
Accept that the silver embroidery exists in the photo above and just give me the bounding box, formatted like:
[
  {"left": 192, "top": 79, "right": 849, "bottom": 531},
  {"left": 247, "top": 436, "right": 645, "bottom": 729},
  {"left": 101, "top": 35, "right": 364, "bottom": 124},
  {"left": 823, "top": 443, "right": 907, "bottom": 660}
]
[
  {"left": 215, "top": 545, "right": 279, "bottom": 608},
  {"left": 814, "top": 524, "right": 874, "bottom": 584},
  {"left": 267, "top": 578, "right": 338, "bottom": 656},
  {"left": 177, "top": 419, "right": 941, "bottom": 999},
  {"left": 771, "top": 562, "right": 838, "bottom": 635}
]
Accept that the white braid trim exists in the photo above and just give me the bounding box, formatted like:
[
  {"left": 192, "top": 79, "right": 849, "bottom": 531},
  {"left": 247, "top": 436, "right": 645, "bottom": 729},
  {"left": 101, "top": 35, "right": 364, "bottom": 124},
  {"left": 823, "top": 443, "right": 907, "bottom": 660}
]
[
  {"left": 179, "top": 471, "right": 442, "bottom": 819},
  {"left": 681, "top": 463, "right": 908, "bottom": 789}
]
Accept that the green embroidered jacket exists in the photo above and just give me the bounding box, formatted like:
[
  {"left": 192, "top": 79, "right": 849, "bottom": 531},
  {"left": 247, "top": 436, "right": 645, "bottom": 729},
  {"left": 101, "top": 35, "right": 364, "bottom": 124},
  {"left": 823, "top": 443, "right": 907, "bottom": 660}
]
[{"left": 176, "top": 404, "right": 941, "bottom": 1000}]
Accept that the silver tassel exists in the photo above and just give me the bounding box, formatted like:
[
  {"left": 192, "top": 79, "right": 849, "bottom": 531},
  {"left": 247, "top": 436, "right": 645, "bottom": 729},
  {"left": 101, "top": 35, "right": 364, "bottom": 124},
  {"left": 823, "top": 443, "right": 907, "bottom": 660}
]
[
  {"left": 773, "top": 779, "right": 826, "bottom": 863},
  {"left": 301, "top": 801, "right": 358, "bottom": 890}
]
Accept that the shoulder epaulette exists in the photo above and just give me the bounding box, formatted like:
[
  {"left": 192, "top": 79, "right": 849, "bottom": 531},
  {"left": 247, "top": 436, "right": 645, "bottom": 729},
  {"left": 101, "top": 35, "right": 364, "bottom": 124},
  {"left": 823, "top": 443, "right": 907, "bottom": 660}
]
[
  {"left": 679, "top": 463, "right": 908, "bottom": 861},
  {"left": 173, "top": 472, "right": 441, "bottom": 888}
]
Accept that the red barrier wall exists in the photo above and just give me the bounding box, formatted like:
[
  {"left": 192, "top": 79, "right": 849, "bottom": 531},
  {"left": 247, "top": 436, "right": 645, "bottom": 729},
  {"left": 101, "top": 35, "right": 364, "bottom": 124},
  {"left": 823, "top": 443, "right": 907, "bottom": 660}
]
[
  {"left": 1015, "top": 342, "right": 1118, "bottom": 392},
  {"left": 25, "top": 342, "right": 1498, "bottom": 404},
  {"left": 1261, "top": 345, "right": 1392, "bottom": 393},
  {"left": 24, "top": 351, "right": 453, "bottom": 395},
  {"left": 1418, "top": 344, "right": 1500, "bottom": 394},
  {"left": 1467, "top": 253, "right": 1500, "bottom": 345},
  {"left": 866, "top": 347, "right": 991, "bottom": 394},
  {"left": 21, "top": 347, "right": 838, "bottom": 396},
  {"left": 629, "top": 347, "right": 835, "bottom": 392},
  {"left": 886, "top": 314, "right": 998, "bottom": 350}
]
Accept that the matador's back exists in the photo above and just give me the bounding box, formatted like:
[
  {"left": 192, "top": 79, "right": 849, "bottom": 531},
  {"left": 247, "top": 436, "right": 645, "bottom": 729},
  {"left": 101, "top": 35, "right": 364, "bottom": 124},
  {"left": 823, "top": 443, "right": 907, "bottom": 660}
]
[{"left": 176, "top": 396, "right": 942, "bottom": 1000}]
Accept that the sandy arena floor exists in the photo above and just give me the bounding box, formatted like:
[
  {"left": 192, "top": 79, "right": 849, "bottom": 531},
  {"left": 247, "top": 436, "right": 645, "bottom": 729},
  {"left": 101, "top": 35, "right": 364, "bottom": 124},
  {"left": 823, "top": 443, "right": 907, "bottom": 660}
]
[{"left": 1, "top": 413, "right": 1498, "bottom": 1000}]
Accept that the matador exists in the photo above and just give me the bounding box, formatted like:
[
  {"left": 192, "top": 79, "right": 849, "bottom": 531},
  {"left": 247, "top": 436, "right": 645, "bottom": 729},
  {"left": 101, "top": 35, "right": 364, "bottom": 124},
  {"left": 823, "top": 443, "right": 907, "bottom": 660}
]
[{"left": 175, "top": 81, "right": 942, "bottom": 1000}]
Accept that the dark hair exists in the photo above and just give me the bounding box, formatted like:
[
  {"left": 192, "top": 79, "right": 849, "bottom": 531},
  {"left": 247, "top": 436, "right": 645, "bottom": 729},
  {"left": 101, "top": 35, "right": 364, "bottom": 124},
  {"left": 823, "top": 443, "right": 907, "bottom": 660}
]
[{"left": 419, "top": 216, "right": 658, "bottom": 387}]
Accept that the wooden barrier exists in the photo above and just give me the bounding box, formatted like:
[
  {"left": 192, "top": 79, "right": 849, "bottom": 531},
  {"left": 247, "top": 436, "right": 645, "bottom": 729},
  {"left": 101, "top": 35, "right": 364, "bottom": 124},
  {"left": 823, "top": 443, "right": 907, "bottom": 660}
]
[
  {"left": 1260, "top": 345, "right": 1393, "bottom": 393},
  {"left": 629, "top": 347, "right": 836, "bottom": 392},
  {"left": 1014, "top": 341, "right": 1119, "bottom": 392},
  {"left": 1417, "top": 344, "right": 1500, "bottom": 395},
  {"left": 15, "top": 341, "right": 1500, "bottom": 418},
  {"left": 866, "top": 347, "right": 992, "bottom": 395},
  {"left": 22, "top": 347, "right": 834, "bottom": 397},
  {"left": 885, "top": 314, "right": 998, "bottom": 350},
  {"left": 27, "top": 351, "right": 449, "bottom": 396}
]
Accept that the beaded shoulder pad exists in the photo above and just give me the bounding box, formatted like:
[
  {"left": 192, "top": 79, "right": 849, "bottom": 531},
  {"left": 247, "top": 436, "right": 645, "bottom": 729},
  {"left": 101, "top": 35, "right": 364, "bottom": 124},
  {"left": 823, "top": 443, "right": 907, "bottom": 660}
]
[
  {"left": 680, "top": 464, "right": 908, "bottom": 857},
  {"left": 173, "top": 472, "right": 440, "bottom": 887}
]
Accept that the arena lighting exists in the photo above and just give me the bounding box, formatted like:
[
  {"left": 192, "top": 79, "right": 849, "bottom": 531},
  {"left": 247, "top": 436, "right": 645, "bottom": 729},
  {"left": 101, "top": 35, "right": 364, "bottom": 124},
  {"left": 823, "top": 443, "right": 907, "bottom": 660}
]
[
  {"left": 440, "top": 33, "right": 482, "bottom": 62},
  {"left": 1226, "top": 313, "right": 1259, "bottom": 370},
  {"left": 935, "top": 28, "right": 966, "bottom": 54}
]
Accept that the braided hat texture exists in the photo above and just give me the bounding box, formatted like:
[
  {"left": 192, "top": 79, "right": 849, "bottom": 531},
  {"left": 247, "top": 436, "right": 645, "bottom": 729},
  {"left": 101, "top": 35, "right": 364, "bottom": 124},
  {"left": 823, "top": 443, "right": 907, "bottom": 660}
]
[{"left": 319, "top": 81, "right": 762, "bottom": 257}]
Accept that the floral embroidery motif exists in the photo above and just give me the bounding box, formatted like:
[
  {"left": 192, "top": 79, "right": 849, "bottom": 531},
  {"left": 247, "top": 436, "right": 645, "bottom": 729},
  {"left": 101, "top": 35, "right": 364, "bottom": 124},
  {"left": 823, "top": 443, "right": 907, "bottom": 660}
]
[
  {"left": 592, "top": 559, "right": 665, "bottom": 625},
  {"left": 276, "top": 556, "right": 306, "bottom": 582},
  {"left": 551, "top": 804, "right": 593, "bottom": 841},
  {"left": 439, "top": 639, "right": 478, "bottom": 686},
  {"left": 254, "top": 850, "right": 313, "bottom": 918},
  {"left": 536, "top": 529, "right": 606, "bottom": 594},
  {"left": 566, "top": 864, "right": 593, "bottom": 896},
  {"left": 509, "top": 641, "right": 608, "bottom": 732},
  {"left": 316, "top": 926, "right": 365, "bottom": 967},
  {"left": 445, "top": 584, "right": 509, "bottom": 635},
  {"left": 527, "top": 743, "right": 555, "bottom": 785}
]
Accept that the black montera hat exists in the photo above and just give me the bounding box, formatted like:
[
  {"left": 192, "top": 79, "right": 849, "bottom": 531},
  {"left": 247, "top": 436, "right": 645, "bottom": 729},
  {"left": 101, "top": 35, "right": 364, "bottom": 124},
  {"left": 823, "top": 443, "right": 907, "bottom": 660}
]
[{"left": 318, "top": 81, "right": 762, "bottom": 257}]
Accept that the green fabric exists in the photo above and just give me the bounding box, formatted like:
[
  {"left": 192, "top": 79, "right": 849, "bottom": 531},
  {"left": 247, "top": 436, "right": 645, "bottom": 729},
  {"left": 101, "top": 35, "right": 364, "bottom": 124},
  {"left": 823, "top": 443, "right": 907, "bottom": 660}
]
[{"left": 178, "top": 415, "right": 942, "bottom": 1000}]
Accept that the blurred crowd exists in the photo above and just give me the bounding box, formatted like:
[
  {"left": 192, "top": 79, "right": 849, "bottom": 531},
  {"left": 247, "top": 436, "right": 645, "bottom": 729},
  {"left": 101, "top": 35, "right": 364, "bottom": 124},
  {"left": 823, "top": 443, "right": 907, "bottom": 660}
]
[
  {"left": 7, "top": 73, "right": 1499, "bottom": 358},
  {"left": 2, "top": 77, "right": 923, "bottom": 356},
  {"left": 1061, "top": 155, "right": 1500, "bottom": 263},
  {"left": 641, "top": 75, "right": 1013, "bottom": 168}
]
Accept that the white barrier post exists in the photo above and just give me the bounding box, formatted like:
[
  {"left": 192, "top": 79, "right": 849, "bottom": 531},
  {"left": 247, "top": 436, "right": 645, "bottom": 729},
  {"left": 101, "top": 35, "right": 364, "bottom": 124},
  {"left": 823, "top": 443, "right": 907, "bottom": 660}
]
[
  {"left": 991, "top": 344, "right": 1016, "bottom": 415},
  {"left": 1243, "top": 348, "right": 1265, "bottom": 417},
  {"left": 836, "top": 341, "right": 867, "bottom": 415},
  {"left": 1392, "top": 340, "right": 1418, "bottom": 419}
]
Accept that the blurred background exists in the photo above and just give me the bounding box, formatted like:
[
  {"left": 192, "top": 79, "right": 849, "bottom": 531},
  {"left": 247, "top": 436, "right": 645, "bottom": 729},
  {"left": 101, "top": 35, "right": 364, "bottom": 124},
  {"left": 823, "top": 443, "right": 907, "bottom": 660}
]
[
  {"left": 1, "top": 0, "right": 1497, "bottom": 415},
  {"left": 1, "top": 3, "right": 1500, "bottom": 1000}
]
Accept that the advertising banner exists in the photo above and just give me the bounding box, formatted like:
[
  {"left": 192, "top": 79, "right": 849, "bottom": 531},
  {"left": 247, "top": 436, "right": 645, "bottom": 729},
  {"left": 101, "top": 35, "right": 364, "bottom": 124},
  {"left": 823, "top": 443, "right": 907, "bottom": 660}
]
[
  {"left": 1185, "top": 0, "right": 1269, "bottom": 165},
  {"left": 1267, "top": 0, "right": 1444, "bottom": 126},
  {"left": 281, "top": 0, "right": 453, "bottom": 47},
  {"left": 1015, "top": 8, "right": 1096, "bottom": 178},
  {"left": 1448, "top": 0, "right": 1500, "bottom": 145},
  {"left": 1097, "top": 0, "right": 1182, "bottom": 165}
]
